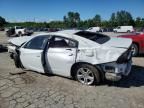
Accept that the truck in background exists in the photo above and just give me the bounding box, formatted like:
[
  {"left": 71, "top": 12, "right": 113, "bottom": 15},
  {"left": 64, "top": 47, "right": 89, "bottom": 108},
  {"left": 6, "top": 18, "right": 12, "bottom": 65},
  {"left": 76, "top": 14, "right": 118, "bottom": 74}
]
[
  {"left": 113, "top": 26, "right": 134, "bottom": 33},
  {"left": 86, "top": 27, "right": 102, "bottom": 32},
  {"left": 6, "top": 26, "right": 33, "bottom": 37}
]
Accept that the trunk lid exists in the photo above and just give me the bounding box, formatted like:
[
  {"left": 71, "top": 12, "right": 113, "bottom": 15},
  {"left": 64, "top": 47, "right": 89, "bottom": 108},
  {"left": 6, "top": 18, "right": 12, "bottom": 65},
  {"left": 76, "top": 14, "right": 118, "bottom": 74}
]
[{"left": 103, "top": 37, "right": 132, "bottom": 49}]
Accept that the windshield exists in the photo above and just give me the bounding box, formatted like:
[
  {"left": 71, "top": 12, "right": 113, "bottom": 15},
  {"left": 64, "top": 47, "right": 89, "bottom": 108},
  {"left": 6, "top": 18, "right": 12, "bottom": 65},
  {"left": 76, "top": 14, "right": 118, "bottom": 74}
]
[
  {"left": 16, "top": 26, "right": 24, "bottom": 29},
  {"left": 75, "top": 31, "right": 110, "bottom": 44}
]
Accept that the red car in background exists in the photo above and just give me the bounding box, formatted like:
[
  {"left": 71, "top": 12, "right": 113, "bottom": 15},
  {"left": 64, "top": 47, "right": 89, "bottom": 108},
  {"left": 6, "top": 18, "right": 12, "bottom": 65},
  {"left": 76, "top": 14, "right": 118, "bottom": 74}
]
[{"left": 118, "top": 33, "right": 144, "bottom": 56}]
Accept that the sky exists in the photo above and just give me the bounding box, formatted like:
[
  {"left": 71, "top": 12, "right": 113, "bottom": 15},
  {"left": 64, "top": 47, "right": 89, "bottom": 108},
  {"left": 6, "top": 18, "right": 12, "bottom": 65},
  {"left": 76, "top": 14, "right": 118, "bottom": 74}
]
[{"left": 0, "top": 0, "right": 144, "bottom": 22}]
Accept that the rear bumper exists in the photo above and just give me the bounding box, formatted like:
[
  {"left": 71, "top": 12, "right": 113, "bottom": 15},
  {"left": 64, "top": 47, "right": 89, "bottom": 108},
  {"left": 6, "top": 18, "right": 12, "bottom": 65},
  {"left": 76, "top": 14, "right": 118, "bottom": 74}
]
[{"left": 101, "top": 60, "right": 132, "bottom": 81}]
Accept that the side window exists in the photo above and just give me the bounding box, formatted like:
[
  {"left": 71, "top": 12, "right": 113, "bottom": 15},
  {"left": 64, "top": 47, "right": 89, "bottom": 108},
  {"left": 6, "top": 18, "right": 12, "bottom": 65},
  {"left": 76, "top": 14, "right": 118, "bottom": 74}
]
[
  {"left": 24, "top": 36, "right": 48, "bottom": 50},
  {"left": 50, "top": 36, "right": 77, "bottom": 48},
  {"left": 89, "top": 28, "right": 92, "bottom": 30},
  {"left": 117, "top": 26, "right": 120, "bottom": 29}
]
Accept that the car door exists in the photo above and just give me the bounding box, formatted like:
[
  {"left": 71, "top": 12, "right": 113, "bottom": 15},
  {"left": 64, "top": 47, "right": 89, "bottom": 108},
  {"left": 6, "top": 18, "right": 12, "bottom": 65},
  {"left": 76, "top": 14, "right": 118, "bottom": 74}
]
[
  {"left": 46, "top": 36, "right": 78, "bottom": 77},
  {"left": 20, "top": 36, "right": 49, "bottom": 73},
  {"left": 140, "top": 34, "right": 144, "bottom": 52}
]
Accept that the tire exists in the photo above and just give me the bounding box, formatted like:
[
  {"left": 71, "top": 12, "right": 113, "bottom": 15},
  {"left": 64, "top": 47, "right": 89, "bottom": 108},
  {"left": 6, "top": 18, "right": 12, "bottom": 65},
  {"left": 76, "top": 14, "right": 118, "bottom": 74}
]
[
  {"left": 131, "top": 44, "right": 138, "bottom": 56},
  {"left": 18, "top": 32, "right": 22, "bottom": 37},
  {"left": 127, "top": 30, "right": 130, "bottom": 33},
  {"left": 6, "top": 31, "right": 11, "bottom": 37},
  {"left": 13, "top": 52, "right": 20, "bottom": 68},
  {"left": 75, "top": 64, "right": 100, "bottom": 85}
]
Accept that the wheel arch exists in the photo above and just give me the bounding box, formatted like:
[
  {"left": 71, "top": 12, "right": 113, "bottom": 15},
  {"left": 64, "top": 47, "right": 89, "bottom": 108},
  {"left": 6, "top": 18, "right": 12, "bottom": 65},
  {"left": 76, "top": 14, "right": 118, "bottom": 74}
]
[
  {"left": 132, "top": 42, "right": 139, "bottom": 53},
  {"left": 70, "top": 62, "right": 104, "bottom": 81}
]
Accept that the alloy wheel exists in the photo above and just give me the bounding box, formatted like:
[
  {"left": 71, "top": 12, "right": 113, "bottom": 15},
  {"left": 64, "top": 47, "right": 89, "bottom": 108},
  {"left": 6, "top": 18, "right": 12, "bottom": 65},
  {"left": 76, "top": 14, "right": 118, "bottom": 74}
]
[{"left": 77, "top": 68, "right": 94, "bottom": 85}]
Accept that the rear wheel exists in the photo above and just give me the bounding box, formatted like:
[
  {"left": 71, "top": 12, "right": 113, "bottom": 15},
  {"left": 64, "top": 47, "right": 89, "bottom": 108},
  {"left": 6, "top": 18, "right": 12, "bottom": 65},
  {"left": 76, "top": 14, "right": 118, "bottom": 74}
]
[
  {"left": 13, "top": 52, "right": 20, "bottom": 68},
  {"left": 18, "top": 32, "right": 22, "bottom": 37},
  {"left": 75, "top": 64, "right": 100, "bottom": 85},
  {"left": 127, "top": 30, "right": 130, "bottom": 33},
  {"left": 131, "top": 44, "right": 138, "bottom": 56},
  {"left": 13, "top": 49, "right": 24, "bottom": 68}
]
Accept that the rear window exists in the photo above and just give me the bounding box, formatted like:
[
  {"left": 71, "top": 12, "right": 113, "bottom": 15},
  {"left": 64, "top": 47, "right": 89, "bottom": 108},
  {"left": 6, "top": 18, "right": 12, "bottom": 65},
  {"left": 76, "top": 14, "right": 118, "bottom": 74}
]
[
  {"left": 16, "top": 27, "right": 24, "bottom": 29},
  {"left": 75, "top": 31, "right": 110, "bottom": 44}
]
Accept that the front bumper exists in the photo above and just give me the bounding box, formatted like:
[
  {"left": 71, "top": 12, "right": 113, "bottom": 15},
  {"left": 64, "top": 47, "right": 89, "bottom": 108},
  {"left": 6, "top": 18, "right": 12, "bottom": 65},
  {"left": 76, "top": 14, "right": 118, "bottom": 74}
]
[
  {"left": 7, "top": 45, "right": 17, "bottom": 59},
  {"left": 8, "top": 45, "right": 16, "bottom": 53},
  {"left": 101, "top": 60, "right": 132, "bottom": 81}
]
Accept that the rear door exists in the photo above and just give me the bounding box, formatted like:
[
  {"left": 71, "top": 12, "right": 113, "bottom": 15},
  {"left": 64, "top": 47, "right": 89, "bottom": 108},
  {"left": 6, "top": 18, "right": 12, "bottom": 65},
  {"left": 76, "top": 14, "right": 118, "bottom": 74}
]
[
  {"left": 20, "top": 36, "right": 49, "bottom": 73},
  {"left": 46, "top": 36, "right": 78, "bottom": 77},
  {"left": 140, "top": 34, "right": 144, "bottom": 53}
]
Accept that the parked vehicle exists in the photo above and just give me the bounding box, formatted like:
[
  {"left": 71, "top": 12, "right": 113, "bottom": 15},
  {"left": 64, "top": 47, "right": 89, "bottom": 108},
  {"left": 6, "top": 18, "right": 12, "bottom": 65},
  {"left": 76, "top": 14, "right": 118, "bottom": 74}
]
[
  {"left": 8, "top": 30, "right": 132, "bottom": 85},
  {"left": 102, "top": 28, "right": 113, "bottom": 32},
  {"left": 118, "top": 33, "right": 144, "bottom": 56},
  {"left": 113, "top": 26, "right": 134, "bottom": 33},
  {"left": 6, "top": 26, "right": 33, "bottom": 37},
  {"left": 0, "top": 27, "right": 5, "bottom": 31},
  {"left": 86, "top": 27, "right": 102, "bottom": 32}
]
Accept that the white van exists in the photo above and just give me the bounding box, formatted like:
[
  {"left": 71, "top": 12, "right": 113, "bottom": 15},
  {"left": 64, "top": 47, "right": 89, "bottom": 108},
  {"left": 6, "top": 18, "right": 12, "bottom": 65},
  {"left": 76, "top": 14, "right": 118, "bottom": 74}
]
[
  {"left": 113, "top": 26, "right": 134, "bottom": 33},
  {"left": 86, "top": 27, "right": 102, "bottom": 32}
]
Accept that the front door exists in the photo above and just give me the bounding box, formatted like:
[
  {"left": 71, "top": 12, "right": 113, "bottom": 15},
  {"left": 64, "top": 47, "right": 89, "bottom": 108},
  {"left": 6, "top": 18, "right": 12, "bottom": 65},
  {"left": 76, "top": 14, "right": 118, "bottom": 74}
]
[
  {"left": 46, "top": 36, "right": 78, "bottom": 77},
  {"left": 20, "top": 36, "right": 49, "bottom": 73}
]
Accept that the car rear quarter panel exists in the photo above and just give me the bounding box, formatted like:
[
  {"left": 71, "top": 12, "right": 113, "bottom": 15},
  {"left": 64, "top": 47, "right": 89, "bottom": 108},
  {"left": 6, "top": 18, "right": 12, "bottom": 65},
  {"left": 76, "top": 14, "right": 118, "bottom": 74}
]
[
  {"left": 132, "top": 35, "right": 144, "bottom": 54},
  {"left": 119, "top": 34, "right": 144, "bottom": 54},
  {"left": 76, "top": 47, "right": 126, "bottom": 65}
]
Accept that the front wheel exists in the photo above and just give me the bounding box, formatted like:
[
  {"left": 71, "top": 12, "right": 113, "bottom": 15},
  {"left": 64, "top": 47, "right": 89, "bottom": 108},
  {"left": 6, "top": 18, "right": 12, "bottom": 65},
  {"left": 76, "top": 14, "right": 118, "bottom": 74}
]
[
  {"left": 131, "top": 44, "right": 138, "bottom": 56},
  {"left": 75, "top": 64, "right": 100, "bottom": 85},
  {"left": 114, "top": 30, "right": 117, "bottom": 33},
  {"left": 18, "top": 32, "right": 22, "bottom": 37},
  {"left": 127, "top": 30, "right": 130, "bottom": 33}
]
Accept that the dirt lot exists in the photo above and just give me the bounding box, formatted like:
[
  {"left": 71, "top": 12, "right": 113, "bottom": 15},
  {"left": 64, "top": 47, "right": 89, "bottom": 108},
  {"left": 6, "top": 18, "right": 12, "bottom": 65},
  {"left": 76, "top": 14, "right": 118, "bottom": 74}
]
[{"left": 0, "top": 31, "right": 144, "bottom": 108}]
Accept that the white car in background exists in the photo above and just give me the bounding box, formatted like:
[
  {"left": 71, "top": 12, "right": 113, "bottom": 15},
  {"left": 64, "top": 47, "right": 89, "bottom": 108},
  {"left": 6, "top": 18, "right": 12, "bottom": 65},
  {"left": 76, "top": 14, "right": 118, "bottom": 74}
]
[
  {"left": 113, "top": 26, "right": 134, "bottom": 33},
  {"left": 86, "top": 27, "right": 102, "bottom": 32},
  {"left": 8, "top": 30, "right": 132, "bottom": 85}
]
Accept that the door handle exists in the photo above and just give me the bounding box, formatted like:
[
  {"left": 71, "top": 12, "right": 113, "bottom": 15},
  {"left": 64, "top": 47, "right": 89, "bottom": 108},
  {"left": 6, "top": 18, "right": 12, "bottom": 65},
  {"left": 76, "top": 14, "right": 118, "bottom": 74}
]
[
  {"left": 69, "top": 53, "right": 73, "bottom": 56},
  {"left": 66, "top": 49, "right": 72, "bottom": 51},
  {"left": 36, "top": 55, "right": 40, "bottom": 57}
]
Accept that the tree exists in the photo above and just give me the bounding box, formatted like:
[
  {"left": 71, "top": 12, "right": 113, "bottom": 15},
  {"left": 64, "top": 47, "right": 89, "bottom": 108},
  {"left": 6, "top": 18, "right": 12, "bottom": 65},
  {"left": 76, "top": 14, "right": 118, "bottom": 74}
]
[
  {"left": 0, "top": 16, "right": 6, "bottom": 27},
  {"left": 116, "top": 10, "right": 134, "bottom": 26},
  {"left": 101, "top": 20, "right": 110, "bottom": 28},
  {"left": 109, "top": 13, "right": 117, "bottom": 27},
  {"left": 49, "top": 21, "right": 65, "bottom": 28},
  {"left": 63, "top": 12, "right": 80, "bottom": 28},
  {"left": 142, "top": 18, "right": 144, "bottom": 27},
  {"left": 93, "top": 14, "right": 101, "bottom": 26},
  {"left": 135, "top": 17, "right": 141, "bottom": 27}
]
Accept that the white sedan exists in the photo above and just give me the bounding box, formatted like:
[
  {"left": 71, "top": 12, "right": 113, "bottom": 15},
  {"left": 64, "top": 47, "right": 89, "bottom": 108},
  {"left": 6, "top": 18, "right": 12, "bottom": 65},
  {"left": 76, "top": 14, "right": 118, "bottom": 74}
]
[{"left": 8, "top": 30, "right": 132, "bottom": 85}]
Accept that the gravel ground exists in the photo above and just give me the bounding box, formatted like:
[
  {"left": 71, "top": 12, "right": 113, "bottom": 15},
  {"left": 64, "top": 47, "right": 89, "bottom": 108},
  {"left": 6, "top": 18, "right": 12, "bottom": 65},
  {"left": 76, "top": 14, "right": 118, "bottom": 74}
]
[{"left": 0, "top": 31, "right": 144, "bottom": 108}]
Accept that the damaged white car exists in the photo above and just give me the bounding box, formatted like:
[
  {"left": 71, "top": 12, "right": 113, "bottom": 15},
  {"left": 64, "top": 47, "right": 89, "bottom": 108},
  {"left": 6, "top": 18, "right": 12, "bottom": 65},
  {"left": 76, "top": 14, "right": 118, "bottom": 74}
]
[{"left": 8, "top": 30, "right": 132, "bottom": 85}]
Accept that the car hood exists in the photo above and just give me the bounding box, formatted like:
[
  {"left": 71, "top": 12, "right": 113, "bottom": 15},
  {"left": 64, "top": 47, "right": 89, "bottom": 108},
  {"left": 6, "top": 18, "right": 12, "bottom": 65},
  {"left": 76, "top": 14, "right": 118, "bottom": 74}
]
[
  {"left": 8, "top": 36, "right": 34, "bottom": 46},
  {"left": 103, "top": 37, "right": 132, "bottom": 49}
]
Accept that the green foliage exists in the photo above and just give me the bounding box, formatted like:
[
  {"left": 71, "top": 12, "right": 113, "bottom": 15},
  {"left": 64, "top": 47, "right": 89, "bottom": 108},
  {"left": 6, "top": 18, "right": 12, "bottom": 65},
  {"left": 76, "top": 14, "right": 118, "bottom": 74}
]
[
  {"left": 49, "top": 21, "right": 65, "bottom": 28},
  {"left": 109, "top": 10, "right": 135, "bottom": 27},
  {"left": 135, "top": 17, "right": 144, "bottom": 27},
  {"left": 3, "top": 10, "right": 144, "bottom": 29},
  {"left": 93, "top": 14, "right": 101, "bottom": 26},
  {"left": 0, "top": 16, "right": 7, "bottom": 27},
  {"left": 63, "top": 12, "right": 80, "bottom": 28}
]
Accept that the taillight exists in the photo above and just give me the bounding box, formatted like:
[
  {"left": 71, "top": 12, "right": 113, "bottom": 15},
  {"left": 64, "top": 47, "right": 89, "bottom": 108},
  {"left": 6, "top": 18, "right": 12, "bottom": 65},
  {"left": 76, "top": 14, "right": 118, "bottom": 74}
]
[{"left": 117, "top": 46, "right": 132, "bottom": 64}]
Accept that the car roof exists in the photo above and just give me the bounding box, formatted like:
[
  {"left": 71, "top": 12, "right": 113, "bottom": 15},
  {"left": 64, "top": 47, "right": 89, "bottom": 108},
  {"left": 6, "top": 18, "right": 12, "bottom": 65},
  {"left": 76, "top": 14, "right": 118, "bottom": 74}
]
[{"left": 56, "top": 30, "right": 80, "bottom": 35}]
